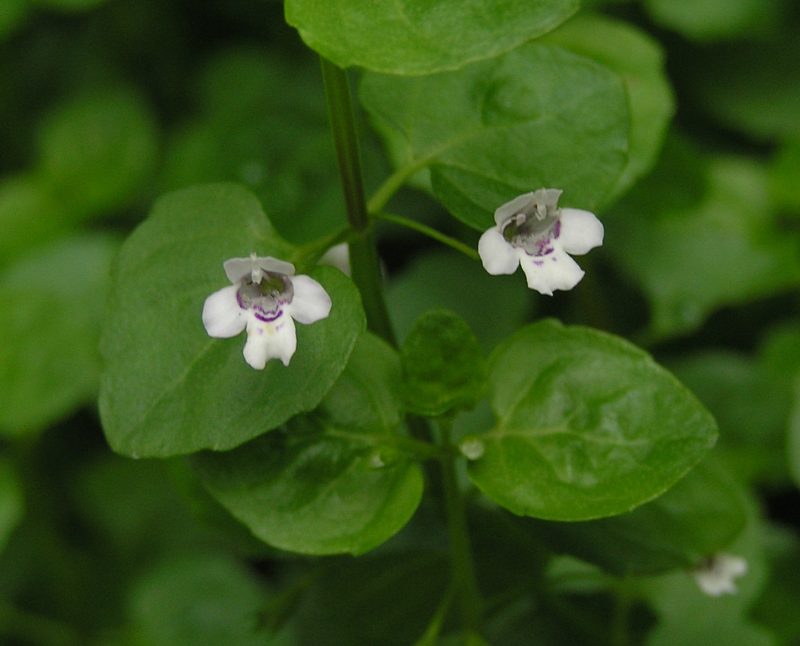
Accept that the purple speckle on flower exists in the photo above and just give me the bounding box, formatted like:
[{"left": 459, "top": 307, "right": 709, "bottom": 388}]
[
  {"left": 253, "top": 307, "right": 283, "bottom": 323},
  {"left": 553, "top": 219, "right": 561, "bottom": 239}
]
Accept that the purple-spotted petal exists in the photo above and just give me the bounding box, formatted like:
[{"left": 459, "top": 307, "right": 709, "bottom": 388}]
[
  {"left": 478, "top": 228, "right": 520, "bottom": 275},
  {"left": 288, "top": 275, "right": 332, "bottom": 325},
  {"left": 518, "top": 247, "right": 585, "bottom": 296},
  {"left": 242, "top": 315, "right": 297, "bottom": 369},
  {"left": 202, "top": 285, "right": 246, "bottom": 338},
  {"left": 558, "top": 208, "right": 604, "bottom": 255}
]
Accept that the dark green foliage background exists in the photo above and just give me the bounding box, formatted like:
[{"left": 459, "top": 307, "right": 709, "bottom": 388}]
[{"left": 1, "top": 1, "right": 799, "bottom": 645}]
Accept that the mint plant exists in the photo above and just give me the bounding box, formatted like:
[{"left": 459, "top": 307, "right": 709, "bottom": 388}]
[{"left": 2, "top": 1, "right": 799, "bottom": 644}]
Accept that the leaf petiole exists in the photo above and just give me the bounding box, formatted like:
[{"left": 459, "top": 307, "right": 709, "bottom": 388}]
[{"left": 374, "top": 211, "right": 479, "bottom": 261}]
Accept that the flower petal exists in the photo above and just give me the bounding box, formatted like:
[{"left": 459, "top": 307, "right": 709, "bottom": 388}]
[
  {"left": 518, "top": 247, "right": 584, "bottom": 296},
  {"left": 494, "top": 188, "right": 563, "bottom": 226},
  {"left": 202, "top": 285, "right": 246, "bottom": 338},
  {"left": 558, "top": 208, "right": 604, "bottom": 255},
  {"left": 494, "top": 191, "right": 536, "bottom": 226},
  {"left": 478, "top": 229, "right": 520, "bottom": 275},
  {"left": 242, "top": 315, "right": 297, "bottom": 369},
  {"left": 288, "top": 275, "right": 332, "bottom": 325},
  {"left": 223, "top": 255, "right": 295, "bottom": 283},
  {"left": 318, "top": 243, "right": 351, "bottom": 276}
]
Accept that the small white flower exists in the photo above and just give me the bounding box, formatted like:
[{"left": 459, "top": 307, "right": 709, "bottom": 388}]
[
  {"left": 478, "top": 188, "right": 604, "bottom": 295},
  {"left": 202, "top": 253, "right": 331, "bottom": 370},
  {"left": 691, "top": 553, "right": 748, "bottom": 597}
]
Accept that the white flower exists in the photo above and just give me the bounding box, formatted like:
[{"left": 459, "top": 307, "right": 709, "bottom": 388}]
[
  {"left": 318, "top": 242, "right": 351, "bottom": 276},
  {"left": 478, "top": 188, "right": 604, "bottom": 295},
  {"left": 691, "top": 553, "right": 748, "bottom": 597},
  {"left": 202, "top": 253, "right": 331, "bottom": 369}
]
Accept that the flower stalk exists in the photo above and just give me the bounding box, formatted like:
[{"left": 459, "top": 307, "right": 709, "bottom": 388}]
[
  {"left": 439, "top": 421, "right": 483, "bottom": 635},
  {"left": 320, "top": 56, "right": 396, "bottom": 345}
]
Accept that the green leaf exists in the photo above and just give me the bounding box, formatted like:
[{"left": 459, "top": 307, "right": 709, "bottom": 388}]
[
  {"left": 0, "top": 458, "right": 23, "bottom": 552},
  {"left": 36, "top": 87, "right": 158, "bottom": 216},
  {"left": 529, "top": 460, "right": 747, "bottom": 575},
  {"left": 361, "top": 42, "right": 629, "bottom": 229},
  {"left": 194, "top": 333, "right": 424, "bottom": 555},
  {"left": 99, "top": 184, "right": 365, "bottom": 458},
  {"left": 542, "top": 13, "right": 674, "bottom": 202},
  {"left": 0, "top": 234, "right": 119, "bottom": 436},
  {"left": 387, "top": 251, "right": 531, "bottom": 352},
  {"left": 607, "top": 155, "right": 800, "bottom": 338},
  {"left": 285, "top": 0, "right": 579, "bottom": 75},
  {"left": 127, "top": 554, "right": 272, "bottom": 646},
  {"left": 644, "top": 0, "right": 783, "bottom": 41},
  {"left": 467, "top": 320, "right": 717, "bottom": 521},
  {"left": 400, "top": 310, "right": 485, "bottom": 416}
]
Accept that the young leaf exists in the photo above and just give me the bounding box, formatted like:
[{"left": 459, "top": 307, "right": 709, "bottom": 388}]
[
  {"left": 194, "top": 333, "right": 424, "bottom": 555},
  {"left": 285, "top": 0, "right": 579, "bottom": 75},
  {"left": 467, "top": 320, "right": 717, "bottom": 521},
  {"left": 542, "top": 13, "right": 674, "bottom": 202},
  {"left": 361, "top": 42, "right": 629, "bottom": 229},
  {"left": 99, "top": 184, "right": 365, "bottom": 458},
  {"left": 0, "top": 234, "right": 119, "bottom": 436},
  {"left": 528, "top": 460, "right": 747, "bottom": 575},
  {"left": 387, "top": 251, "right": 530, "bottom": 352},
  {"left": 400, "top": 309, "right": 486, "bottom": 416}
]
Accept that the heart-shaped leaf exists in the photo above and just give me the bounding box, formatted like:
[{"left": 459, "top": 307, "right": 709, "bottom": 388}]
[{"left": 99, "top": 184, "right": 365, "bottom": 458}]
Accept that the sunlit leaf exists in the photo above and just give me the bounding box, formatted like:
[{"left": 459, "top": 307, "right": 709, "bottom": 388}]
[
  {"left": 99, "top": 184, "right": 364, "bottom": 458},
  {"left": 361, "top": 42, "right": 629, "bottom": 229},
  {"left": 400, "top": 310, "right": 485, "bottom": 416},
  {"left": 542, "top": 13, "right": 674, "bottom": 201},
  {"left": 285, "top": 0, "right": 579, "bottom": 75},
  {"left": 195, "top": 334, "right": 423, "bottom": 555},
  {"left": 467, "top": 320, "right": 717, "bottom": 520}
]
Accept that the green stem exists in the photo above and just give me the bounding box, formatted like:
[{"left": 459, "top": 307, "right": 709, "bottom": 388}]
[
  {"left": 293, "top": 227, "right": 355, "bottom": 272},
  {"left": 367, "top": 155, "right": 434, "bottom": 214},
  {"left": 324, "top": 428, "right": 446, "bottom": 461},
  {"left": 375, "top": 212, "right": 479, "bottom": 261},
  {"left": 320, "top": 56, "right": 396, "bottom": 345},
  {"left": 438, "top": 422, "right": 482, "bottom": 634}
]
